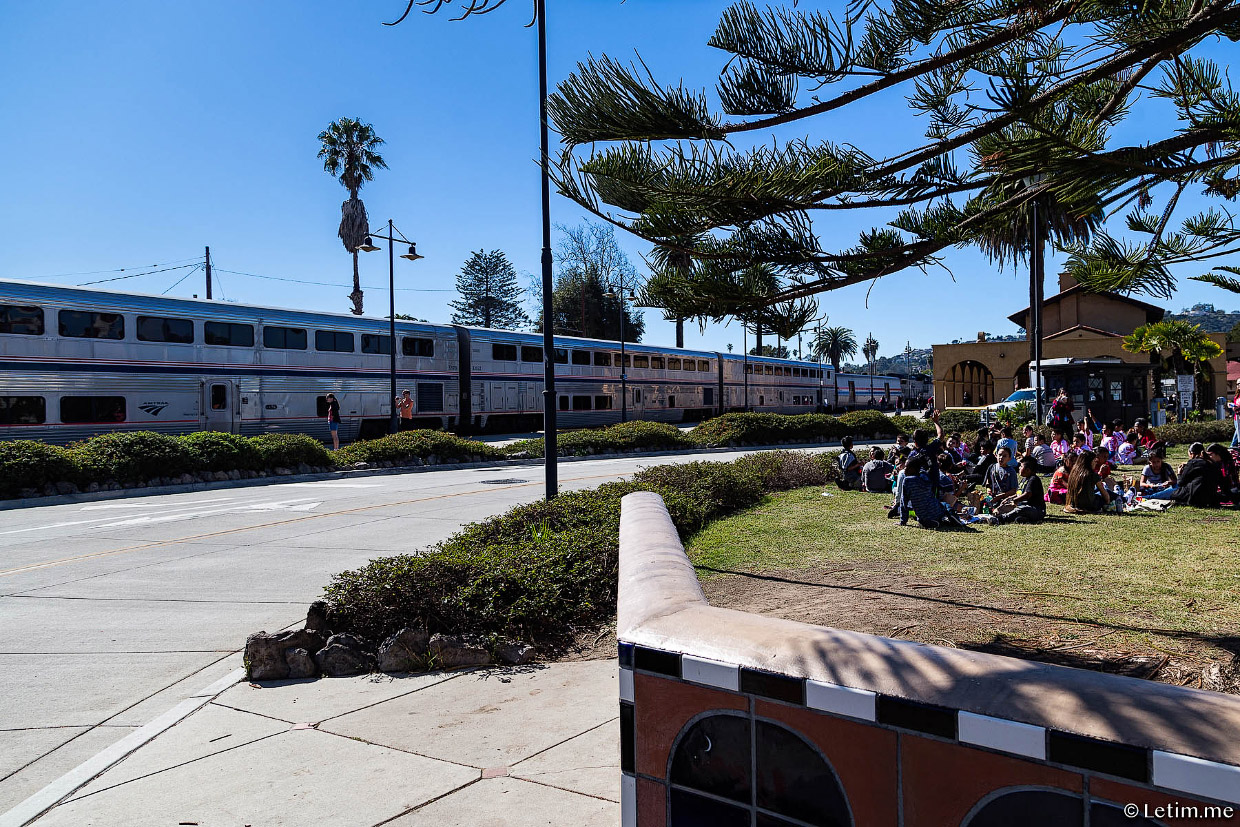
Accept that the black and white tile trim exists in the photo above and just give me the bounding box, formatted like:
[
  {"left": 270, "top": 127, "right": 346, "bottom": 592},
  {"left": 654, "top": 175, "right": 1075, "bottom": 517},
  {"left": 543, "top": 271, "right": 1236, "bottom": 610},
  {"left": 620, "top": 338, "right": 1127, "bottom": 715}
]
[{"left": 617, "top": 641, "right": 1240, "bottom": 806}]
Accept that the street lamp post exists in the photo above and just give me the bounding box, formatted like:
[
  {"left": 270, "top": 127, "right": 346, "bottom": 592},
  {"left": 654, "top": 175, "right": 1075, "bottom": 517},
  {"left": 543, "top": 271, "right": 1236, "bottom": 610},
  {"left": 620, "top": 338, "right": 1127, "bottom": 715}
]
[
  {"left": 357, "top": 220, "right": 423, "bottom": 435},
  {"left": 603, "top": 286, "right": 634, "bottom": 422}
]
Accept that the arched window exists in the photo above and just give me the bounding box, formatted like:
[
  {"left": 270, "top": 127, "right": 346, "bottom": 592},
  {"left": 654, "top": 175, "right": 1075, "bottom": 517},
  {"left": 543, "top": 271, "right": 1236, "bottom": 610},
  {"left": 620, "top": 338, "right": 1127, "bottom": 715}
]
[
  {"left": 965, "top": 788, "right": 1165, "bottom": 827},
  {"left": 667, "top": 712, "right": 852, "bottom": 826},
  {"left": 944, "top": 360, "right": 995, "bottom": 407}
]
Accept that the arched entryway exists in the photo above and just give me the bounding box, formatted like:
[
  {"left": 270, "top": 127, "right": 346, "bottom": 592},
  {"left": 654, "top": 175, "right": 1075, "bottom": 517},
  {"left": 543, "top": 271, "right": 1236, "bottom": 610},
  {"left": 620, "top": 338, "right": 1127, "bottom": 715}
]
[{"left": 944, "top": 360, "right": 995, "bottom": 407}]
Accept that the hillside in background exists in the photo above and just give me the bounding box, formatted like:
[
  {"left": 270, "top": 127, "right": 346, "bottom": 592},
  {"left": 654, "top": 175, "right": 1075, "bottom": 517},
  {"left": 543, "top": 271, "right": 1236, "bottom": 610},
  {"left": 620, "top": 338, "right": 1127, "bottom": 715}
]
[{"left": 1166, "top": 303, "right": 1240, "bottom": 335}]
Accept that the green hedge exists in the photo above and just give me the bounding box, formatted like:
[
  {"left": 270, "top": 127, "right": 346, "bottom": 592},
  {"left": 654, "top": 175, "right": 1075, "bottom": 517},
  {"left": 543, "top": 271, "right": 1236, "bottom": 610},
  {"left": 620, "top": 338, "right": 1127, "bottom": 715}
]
[
  {"left": 937, "top": 409, "right": 983, "bottom": 433},
  {"left": 1153, "top": 420, "right": 1234, "bottom": 446},
  {"left": 336, "top": 430, "right": 505, "bottom": 465},
  {"left": 687, "top": 411, "right": 908, "bottom": 447},
  {"left": 322, "top": 458, "right": 775, "bottom": 642},
  {"left": 505, "top": 420, "right": 696, "bottom": 458},
  {"left": 0, "top": 440, "right": 79, "bottom": 500},
  {"left": 68, "top": 432, "right": 201, "bottom": 485},
  {"left": 179, "top": 432, "right": 262, "bottom": 472},
  {"left": 250, "top": 434, "right": 334, "bottom": 468}
]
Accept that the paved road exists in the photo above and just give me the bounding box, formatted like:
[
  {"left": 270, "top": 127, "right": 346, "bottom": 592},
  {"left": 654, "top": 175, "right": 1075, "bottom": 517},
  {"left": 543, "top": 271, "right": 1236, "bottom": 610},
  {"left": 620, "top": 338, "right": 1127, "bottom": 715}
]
[{"left": 0, "top": 445, "right": 848, "bottom": 815}]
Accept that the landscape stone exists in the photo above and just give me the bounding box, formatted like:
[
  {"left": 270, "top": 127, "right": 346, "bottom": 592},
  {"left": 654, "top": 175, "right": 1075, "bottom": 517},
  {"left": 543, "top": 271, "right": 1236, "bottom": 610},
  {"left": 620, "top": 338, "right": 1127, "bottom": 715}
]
[
  {"left": 429, "top": 633, "right": 491, "bottom": 668},
  {"left": 315, "top": 633, "right": 376, "bottom": 677},
  {"left": 245, "top": 629, "right": 329, "bottom": 681},
  {"left": 285, "top": 647, "right": 317, "bottom": 679},
  {"left": 495, "top": 641, "right": 537, "bottom": 666},
  {"left": 378, "top": 627, "right": 430, "bottom": 673}
]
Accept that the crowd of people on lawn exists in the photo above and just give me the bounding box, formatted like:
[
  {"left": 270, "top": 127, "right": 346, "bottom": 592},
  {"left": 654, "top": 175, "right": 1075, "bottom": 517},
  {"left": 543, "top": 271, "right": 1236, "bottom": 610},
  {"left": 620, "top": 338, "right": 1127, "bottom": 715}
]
[{"left": 836, "top": 387, "right": 1240, "bottom": 530}]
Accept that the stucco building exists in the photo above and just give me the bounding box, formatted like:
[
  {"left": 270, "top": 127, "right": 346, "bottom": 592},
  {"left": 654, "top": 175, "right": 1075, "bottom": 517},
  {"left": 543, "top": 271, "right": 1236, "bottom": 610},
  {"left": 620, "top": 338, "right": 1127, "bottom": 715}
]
[{"left": 932, "top": 273, "right": 1232, "bottom": 423}]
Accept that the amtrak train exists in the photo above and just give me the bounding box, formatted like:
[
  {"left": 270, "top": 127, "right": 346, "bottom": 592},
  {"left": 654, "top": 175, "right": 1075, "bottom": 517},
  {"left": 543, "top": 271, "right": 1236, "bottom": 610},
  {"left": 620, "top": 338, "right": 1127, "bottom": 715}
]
[{"left": 0, "top": 280, "right": 903, "bottom": 445}]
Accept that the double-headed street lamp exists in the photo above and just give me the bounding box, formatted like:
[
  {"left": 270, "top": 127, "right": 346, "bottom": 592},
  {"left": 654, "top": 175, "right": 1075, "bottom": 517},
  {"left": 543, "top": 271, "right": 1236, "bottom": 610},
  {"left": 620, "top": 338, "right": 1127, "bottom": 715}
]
[
  {"left": 357, "top": 219, "right": 423, "bottom": 435},
  {"left": 602, "top": 285, "right": 636, "bottom": 422}
]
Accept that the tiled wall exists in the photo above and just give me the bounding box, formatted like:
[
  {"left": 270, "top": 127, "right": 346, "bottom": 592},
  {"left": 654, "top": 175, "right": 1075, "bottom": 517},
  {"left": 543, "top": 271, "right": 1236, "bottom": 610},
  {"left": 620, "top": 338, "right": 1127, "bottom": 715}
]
[{"left": 618, "top": 643, "right": 1240, "bottom": 827}]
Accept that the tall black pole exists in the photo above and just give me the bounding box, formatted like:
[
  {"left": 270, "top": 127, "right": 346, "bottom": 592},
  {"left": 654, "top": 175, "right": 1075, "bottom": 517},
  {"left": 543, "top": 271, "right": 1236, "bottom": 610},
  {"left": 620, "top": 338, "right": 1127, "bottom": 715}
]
[
  {"left": 743, "top": 325, "right": 749, "bottom": 411},
  {"left": 619, "top": 295, "right": 627, "bottom": 422},
  {"left": 204, "top": 246, "right": 212, "bottom": 300},
  {"left": 388, "top": 219, "right": 399, "bottom": 435},
  {"left": 1031, "top": 200, "right": 1045, "bottom": 425},
  {"left": 537, "top": 0, "right": 557, "bottom": 500}
]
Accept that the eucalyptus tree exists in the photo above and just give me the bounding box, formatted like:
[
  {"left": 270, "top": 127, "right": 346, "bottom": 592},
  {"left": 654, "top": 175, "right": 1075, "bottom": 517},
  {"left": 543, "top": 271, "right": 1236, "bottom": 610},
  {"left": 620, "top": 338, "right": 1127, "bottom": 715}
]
[
  {"left": 544, "top": 0, "right": 1240, "bottom": 329},
  {"left": 317, "top": 117, "right": 388, "bottom": 315}
]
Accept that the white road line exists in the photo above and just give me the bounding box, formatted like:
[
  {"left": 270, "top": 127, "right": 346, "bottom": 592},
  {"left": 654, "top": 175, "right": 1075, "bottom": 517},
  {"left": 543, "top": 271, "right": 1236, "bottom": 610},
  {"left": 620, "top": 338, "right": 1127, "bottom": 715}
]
[
  {"left": 95, "top": 498, "right": 320, "bottom": 528},
  {"left": 79, "top": 498, "right": 235, "bottom": 511}
]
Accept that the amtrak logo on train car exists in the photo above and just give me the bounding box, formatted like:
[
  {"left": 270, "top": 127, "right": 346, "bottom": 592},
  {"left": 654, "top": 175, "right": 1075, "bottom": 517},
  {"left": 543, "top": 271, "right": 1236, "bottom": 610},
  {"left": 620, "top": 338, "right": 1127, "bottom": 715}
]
[{"left": 138, "top": 402, "right": 170, "bottom": 417}]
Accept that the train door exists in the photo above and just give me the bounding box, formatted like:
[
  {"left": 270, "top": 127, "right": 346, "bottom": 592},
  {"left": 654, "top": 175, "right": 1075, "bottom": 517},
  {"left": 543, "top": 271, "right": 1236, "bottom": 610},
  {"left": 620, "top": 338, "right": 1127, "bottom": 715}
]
[{"left": 202, "top": 379, "right": 239, "bottom": 433}]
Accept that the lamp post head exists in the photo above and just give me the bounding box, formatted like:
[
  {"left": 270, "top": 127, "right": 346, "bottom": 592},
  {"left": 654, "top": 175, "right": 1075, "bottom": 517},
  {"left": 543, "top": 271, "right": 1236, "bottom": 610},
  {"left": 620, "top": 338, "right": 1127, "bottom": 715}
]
[
  {"left": 400, "top": 243, "right": 424, "bottom": 262},
  {"left": 357, "top": 237, "right": 381, "bottom": 253}
]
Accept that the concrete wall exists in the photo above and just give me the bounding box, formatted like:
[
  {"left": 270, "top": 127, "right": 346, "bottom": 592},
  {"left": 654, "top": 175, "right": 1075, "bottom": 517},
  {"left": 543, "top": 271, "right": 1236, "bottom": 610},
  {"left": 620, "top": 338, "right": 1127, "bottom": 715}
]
[{"left": 617, "top": 492, "right": 1240, "bottom": 827}]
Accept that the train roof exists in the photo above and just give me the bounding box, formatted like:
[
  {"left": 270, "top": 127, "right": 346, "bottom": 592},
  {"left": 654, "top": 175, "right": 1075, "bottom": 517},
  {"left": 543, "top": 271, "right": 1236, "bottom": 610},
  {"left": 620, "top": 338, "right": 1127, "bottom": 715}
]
[{"left": 462, "top": 325, "right": 718, "bottom": 360}]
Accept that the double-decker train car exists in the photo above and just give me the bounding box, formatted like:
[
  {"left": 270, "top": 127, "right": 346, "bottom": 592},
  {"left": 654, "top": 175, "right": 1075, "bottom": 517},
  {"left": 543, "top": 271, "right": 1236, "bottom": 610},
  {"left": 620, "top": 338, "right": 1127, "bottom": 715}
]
[{"left": 0, "top": 280, "right": 903, "bottom": 444}]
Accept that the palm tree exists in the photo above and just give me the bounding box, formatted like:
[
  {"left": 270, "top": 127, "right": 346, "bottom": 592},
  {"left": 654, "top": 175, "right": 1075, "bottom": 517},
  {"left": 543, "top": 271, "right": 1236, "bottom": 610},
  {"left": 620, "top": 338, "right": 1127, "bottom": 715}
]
[
  {"left": 863, "top": 334, "right": 879, "bottom": 402},
  {"left": 317, "top": 117, "right": 388, "bottom": 315},
  {"left": 812, "top": 326, "right": 857, "bottom": 408},
  {"left": 1123, "top": 320, "right": 1223, "bottom": 410}
]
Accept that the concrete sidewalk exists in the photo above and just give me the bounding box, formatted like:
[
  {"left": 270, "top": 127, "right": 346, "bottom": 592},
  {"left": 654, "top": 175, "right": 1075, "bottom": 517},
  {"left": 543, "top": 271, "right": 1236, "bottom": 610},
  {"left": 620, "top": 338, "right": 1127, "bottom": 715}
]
[{"left": 9, "top": 660, "right": 619, "bottom": 827}]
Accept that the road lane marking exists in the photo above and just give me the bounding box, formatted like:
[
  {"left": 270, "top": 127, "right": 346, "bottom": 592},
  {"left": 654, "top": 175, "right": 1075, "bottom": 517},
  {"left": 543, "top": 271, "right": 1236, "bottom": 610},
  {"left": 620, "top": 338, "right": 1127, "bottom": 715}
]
[
  {"left": 78, "top": 498, "right": 236, "bottom": 511},
  {"left": 0, "top": 470, "right": 626, "bottom": 578}
]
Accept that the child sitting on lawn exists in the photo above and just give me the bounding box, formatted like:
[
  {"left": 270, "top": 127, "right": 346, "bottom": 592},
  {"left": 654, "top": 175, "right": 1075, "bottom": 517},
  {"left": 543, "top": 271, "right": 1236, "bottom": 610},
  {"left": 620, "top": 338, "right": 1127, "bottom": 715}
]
[
  {"left": 1140, "top": 449, "right": 1178, "bottom": 500},
  {"left": 1047, "top": 451, "right": 1077, "bottom": 505},
  {"left": 836, "top": 436, "right": 863, "bottom": 490},
  {"left": 1065, "top": 449, "right": 1112, "bottom": 514},
  {"left": 1029, "top": 432, "right": 1057, "bottom": 474},
  {"left": 1115, "top": 431, "right": 1139, "bottom": 465},
  {"left": 861, "top": 447, "right": 895, "bottom": 493},
  {"left": 980, "top": 457, "right": 1046, "bottom": 525},
  {"left": 1050, "top": 429, "right": 1071, "bottom": 462}
]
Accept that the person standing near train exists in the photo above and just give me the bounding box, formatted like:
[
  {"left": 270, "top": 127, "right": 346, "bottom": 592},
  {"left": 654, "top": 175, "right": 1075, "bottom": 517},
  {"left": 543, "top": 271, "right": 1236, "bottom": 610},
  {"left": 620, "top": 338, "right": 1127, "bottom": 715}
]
[
  {"left": 396, "top": 390, "right": 413, "bottom": 431},
  {"left": 324, "top": 393, "right": 341, "bottom": 450}
]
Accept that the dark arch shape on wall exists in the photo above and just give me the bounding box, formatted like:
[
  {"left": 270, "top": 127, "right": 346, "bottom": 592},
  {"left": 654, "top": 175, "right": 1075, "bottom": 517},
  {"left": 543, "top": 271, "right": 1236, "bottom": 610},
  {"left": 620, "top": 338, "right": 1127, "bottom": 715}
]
[
  {"left": 963, "top": 787, "right": 1167, "bottom": 827},
  {"left": 944, "top": 360, "right": 996, "bottom": 408},
  {"left": 666, "top": 711, "right": 852, "bottom": 826}
]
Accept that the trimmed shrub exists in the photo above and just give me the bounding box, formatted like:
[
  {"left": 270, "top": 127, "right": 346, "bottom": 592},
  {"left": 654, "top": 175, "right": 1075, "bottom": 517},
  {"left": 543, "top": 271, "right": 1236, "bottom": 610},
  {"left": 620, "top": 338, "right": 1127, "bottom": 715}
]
[
  {"left": 1153, "top": 420, "right": 1234, "bottom": 446},
  {"left": 733, "top": 450, "right": 830, "bottom": 491},
  {"left": 322, "top": 457, "right": 774, "bottom": 642},
  {"left": 249, "top": 433, "right": 334, "bottom": 469},
  {"left": 0, "top": 440, "right": 77, "bottom": 498},
  {"left": 336, "top": 430, "right": 504, "bottom": 465},
  {"left": 837, "top": 409, "right": 901, "bottom": 437},
  {"left": 889, "top": 414, "right": 923, "bottom": 435},
  {"left": 937, "top": 409, "right": 982, "bottom": 433},
  {"left": 67, "top": 431, "right": 200, "bottom": 485},
  {"left": 507, "top": 420, "right": 696, "bottom": 458},
  {"left": 690, "top": 412, "right": 847, "bottom": 446},
  {"left": 180, "top": 432, "right": 262, "bottom": 472}
]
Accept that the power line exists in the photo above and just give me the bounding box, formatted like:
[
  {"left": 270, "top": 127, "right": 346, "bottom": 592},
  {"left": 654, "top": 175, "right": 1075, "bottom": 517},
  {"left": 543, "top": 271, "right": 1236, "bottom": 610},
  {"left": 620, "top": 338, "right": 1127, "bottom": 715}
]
[
  {"left": 7, "top": 257, "right": 205, "bottom": 281},
  {"left": 162, "top": 264, "right": 202, "bottom": 295},
  {"left": 77, "top": 262, "right": 204, "bottom": 286},
  {"left": 213, "top": 267, "right": 453, "bottom": 292}
]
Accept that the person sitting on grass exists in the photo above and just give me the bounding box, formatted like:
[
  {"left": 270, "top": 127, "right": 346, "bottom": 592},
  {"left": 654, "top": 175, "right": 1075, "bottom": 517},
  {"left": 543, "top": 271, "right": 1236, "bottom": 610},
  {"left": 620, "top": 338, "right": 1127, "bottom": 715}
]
[
  {"left": 836, "top": 436, "right": 863, "bottom": 490},
  {"left": 1093, "top": 445, "right": 1114, "bottom": 481},
  {"left": 1098, "top": 420, "right": 1119, "bottom": 459},
  {"left": 1133, "top": 418, "right": 1160, "bottom": 455},
  {"left": 1029, "top": 432, "right": 1057, "bottom": 474},
  {"left": 889, "top": 433, "right": 909, "bottom": 460},
  {"left": 1070, "top": 431, "right": 1089, "bottom": 455},
  {"left": 966, "top": 441, "right": 998, "bottom": 486},
  {"left": 1207, "top": 443, "right": 1240, "bottom": 502},
  {"left": 985, "top": 446, "right": 1018, "bottom": 496},
  {"left": 898, "top": 413, "right": 950, "bottom": 528},
  {"left": 980, "top": 457, "right": 1047, "bottom": 525},
  {"left": 1022, "top": 424, "right": 1036, "bottom": 456},
  {"left": 996, "top": 427, "right": 1019, "bottom": 468},
  {"left": 1050, "top": 428, "right": 1071, "bottom": 462},
  {"left": 1169, "top": 443, "right": 1222, "bottom": 508},
  {"left": 1140, "top": 449, "right": 1178, "bottom": 500},
  {"left": 1047, "top": 451, "right": 1077, "bottom": 505},
  {"left": 1065, "top": 449, "right": 1112, "bottom": 514},
  {"left": 861, "top": 447, "right": 895, "bottom": 493},
  {"left": 1115, "top": 431, "right": 1139, "bottom": 465}
]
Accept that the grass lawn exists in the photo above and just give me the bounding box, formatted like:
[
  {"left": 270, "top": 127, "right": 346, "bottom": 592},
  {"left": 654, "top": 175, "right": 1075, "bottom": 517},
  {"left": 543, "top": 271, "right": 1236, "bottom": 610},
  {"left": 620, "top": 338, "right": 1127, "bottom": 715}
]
[{"left": 686, "top": 449, "right": 1240, "bottom": 692}]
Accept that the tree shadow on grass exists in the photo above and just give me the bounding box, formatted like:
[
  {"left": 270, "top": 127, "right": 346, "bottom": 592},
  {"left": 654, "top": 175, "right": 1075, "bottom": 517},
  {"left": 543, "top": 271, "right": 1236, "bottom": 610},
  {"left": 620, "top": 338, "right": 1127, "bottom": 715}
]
[{"left": 693, "top": 565, "right": 1239, "bottom": 648}]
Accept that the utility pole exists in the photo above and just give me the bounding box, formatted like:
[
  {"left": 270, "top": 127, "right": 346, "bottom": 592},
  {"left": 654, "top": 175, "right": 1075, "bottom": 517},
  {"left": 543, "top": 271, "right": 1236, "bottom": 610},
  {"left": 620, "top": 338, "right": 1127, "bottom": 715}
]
[
  {"left": 537, "top": 0, "right": 558, "bottom": 501},
  {"left": 204, "top": 246, "right": 213, "bottom": 300}
]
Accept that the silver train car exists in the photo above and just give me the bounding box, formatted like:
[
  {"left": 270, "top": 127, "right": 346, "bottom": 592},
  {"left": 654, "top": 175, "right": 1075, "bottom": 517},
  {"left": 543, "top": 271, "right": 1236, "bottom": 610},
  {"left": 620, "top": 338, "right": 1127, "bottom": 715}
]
[{"left": 0, "top": 280, "right": 903, "bottom": 444}]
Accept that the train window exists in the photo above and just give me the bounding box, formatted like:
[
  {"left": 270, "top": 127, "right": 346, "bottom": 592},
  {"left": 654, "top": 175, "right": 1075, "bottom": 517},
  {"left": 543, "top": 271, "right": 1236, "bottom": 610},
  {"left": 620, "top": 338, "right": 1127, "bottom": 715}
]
[
  {"left": 593, "top": 352, "right": 611, "bottom": 367},
  {"left": 594, "top": 395, "right": 613, "bottom": 410},
  {"left": 650, "top": 357, "right": 665, "bottom": 369},
  {"left": 745, "top": 364, "right": 753, "bottom": 374},
  {"left": 210, "top": 384, "right": 228, "bottom": 411},
  {"left": 703, "top": 388, "right": 714, "bottom": 406},
  {"left": 0, "top": 305, "right": 44, "bottom": 335},
  {"left": 60, "top": 396, "right": 126, "bottom": 423},
  {"left": 553, "top": 348, "right": 568, "bottom": 364},
  {"left": 492, "top": 343, "right": 518, "bottom": 361},
  {"left": 682, "top": 360, "right": 695, "bottom": 371},
  {"left": 559, "top": 395, "right": 569, "bottom": 410},
  {"left": 775, "top": 367, "right": 784, "bottom": 376},
  {"left": 59, "top": 309, "right": 124, "bottom": 340},
  {"left": 205, "top": 322, "right": 255, "bottom": 348},
  {"left": 759, "top": 395, "right": 765, "bottom": 406},
  {"left": 619, "top": 353, "right": 629, "bottom": 367},
  {"left": 402, "top": 337, "right": 435, "bottom": 357},
  {"left": 316, "top": 396, "right": 329, "bottom": 417},
  {"left": 572, "top": 396, "right": 592, "bottom": 410},
  {"left": 764, "top": 365, "right": 773, "bottom": 375},
  {"left": 264, "top": 326, "right": 307, "bottom": 350},
  {"left": 315, "top": 330, "right": 354, "bottom": 353},
  {"left": 571, "top": 350, "right": 591, "bottom": 366},
  {"left": 362, "top": 334, "right": 393, "bottom": 355},
  {"left": 668, "top": 395, "right": 676, "bottom": 408},
  {"left": 632, "top": 355, "right": 649, "bottom": 368},
  {"left": 417, "top": 383, "right": 444, "bottom": 412},
  {"left": 521, "top": 346, "right": 543, "bottom": 362},
  {"left": 633, "top": 389, "right": 642, "bottom": 403},
  {"left": 0, "top": 396, "right": 46, "bottom": 425},
  {"left": 667, "top": 358, "right": 681, "bottom": 370},
  {"left": 136, "top": 315, "right": 194, "bottom": 344},
  {"left": 698, "top": 360, "right": 710, "bottom": 371}
]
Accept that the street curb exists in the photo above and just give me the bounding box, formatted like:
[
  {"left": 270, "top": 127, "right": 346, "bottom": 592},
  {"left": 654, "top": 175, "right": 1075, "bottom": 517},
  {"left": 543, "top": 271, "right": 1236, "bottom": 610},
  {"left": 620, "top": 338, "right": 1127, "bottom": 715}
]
[
  {"left": 0, "top": 668, "right": 245, "bottom": 827},
  {"left": 0, "top": 438, "right": 874, "bottom": 512}
]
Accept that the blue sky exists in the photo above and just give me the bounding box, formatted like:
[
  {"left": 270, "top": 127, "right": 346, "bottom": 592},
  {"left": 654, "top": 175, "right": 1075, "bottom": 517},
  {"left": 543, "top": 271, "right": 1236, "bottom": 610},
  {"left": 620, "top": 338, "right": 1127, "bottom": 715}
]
[{"left": 0, "top": 1, "right": 1233, "bottom": 360}]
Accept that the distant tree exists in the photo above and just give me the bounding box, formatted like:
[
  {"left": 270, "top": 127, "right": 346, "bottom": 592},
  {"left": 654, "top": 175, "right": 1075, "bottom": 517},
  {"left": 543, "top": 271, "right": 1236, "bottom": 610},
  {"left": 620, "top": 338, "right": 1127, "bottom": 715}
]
[
  {"left": 863, "top": 334, "right": 880, "bottom": 392},
  {"left": 1123, "top": 320, "right": 1223, "bottom": 409},
  {"left": 1230, "top": 320, "right": 1240, "bottom": 343},
  {"left": 812, "top": 326, "right": 858, "bottom": 407},
  {"left": 317, "top": 117, "right": 387, "bottom": 316},
  {"left": 394, "top": 313, "right": 428, "bottom": 322},
  {"left": 534, "top": 223, "right": 645, "bottom": 341},
  {"left": 726, "top": 343, "right": 734, "bottom": 353},
  {"left": 449, "top": 249, "right": 529, "bottom": 329},
  {"left": 749, "top": 344, "right": 790, "bottom": 358}
]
